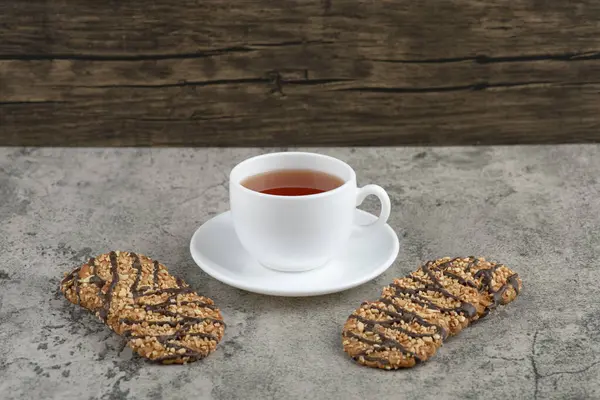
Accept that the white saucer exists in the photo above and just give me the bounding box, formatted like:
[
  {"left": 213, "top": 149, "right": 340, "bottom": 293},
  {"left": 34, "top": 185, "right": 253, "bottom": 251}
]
[{"left": 189, "top": 210, "right": 399, "bottom": 296}]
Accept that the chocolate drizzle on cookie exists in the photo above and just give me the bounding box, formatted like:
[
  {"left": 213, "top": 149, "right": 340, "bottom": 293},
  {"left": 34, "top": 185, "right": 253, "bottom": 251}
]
[
  {"left": 345, "top": 330, "right": 421, "bottom": 363},
  {"left": 432, "top": 258, "right": 481, "bottom": 289},
  {"left": 123, "top": 324, "right": 220, "bottom": 363},
  {"left": 350, "top": 313, "right": 438, "bottom": 339},
  {"left": 180, "top": 300, "right": 216, "bottom": 309},
  {"left": 98, "top": 251, "right": 120, "bottom": 322},
  {"left": 389, "top": 280, "right": 477, "bottom": 318},
  {"left": 130, "top": 253, "right": 143, "bottom": 292},
  {"left": 61, "top": 257, "right": 102, "bottom": 306},
  {"left": 87, "top": 257, "right": 108, "bottom": 299},
  {"left": 508, "top": 274, "right": 520, "bottom": 295},
  {"left": 435, "top": 257, "right": 481, "bottom": 285},
  {"left": 472, "top": 263, "right": 521, "bottom": 309},
  {"left": 139, "top": 287, "right": 195, "bottom": 297},
  {"left": 373, "top": 298, "right": 447, "bottom": 337},
  {"left": 137, "top": 290, "right": 217, "bottom": 311},
  {"left": 71, "top": 268, "right": 81, "bottom": 305},
  {"left": 120, "top": 316, "right": 220, "bottom": 327}
]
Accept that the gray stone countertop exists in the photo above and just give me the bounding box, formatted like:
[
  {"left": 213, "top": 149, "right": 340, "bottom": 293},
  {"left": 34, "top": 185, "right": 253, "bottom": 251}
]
[{"left": 1, "top": 146, "right": 599, "bottom": 400}]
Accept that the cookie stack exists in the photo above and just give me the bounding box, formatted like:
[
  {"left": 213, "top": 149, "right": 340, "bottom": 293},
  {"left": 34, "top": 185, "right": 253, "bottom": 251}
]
[
  {"left": 60, "top": 251, "right": 225, "bottom": 364},
  {"left": 342, "top": 257, "right": 522, "bottom": 369}
]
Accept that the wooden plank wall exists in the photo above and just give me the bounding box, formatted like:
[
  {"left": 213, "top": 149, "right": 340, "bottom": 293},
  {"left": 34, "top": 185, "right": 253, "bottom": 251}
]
[{"left": 1, "top": 0, "right": 600, "bottom": 146}]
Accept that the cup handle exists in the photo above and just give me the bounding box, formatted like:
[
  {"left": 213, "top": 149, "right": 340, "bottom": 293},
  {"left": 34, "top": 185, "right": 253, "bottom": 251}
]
[{"left": 354, "top": 184, "right": 391, "bottom": 235}]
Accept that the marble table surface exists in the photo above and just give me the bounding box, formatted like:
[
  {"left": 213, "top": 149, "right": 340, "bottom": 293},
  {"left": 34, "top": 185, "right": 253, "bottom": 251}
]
[{"left": 1, "top": 146, "right": 599, "bottom": 400}]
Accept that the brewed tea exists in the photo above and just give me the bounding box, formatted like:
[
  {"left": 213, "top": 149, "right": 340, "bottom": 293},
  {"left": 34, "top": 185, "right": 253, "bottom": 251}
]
[{"left": 241, "top": 169, "right": 344, "bottom": 196}]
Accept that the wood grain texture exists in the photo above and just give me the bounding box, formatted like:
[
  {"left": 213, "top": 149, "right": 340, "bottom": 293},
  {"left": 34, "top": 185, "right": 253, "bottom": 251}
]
[{"left": 1, "top": 0, "right": 600, "bottom": 146}]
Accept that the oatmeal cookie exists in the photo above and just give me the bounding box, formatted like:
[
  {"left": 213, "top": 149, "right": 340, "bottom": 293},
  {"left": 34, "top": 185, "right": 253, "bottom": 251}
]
[
  {"left": 60, "top": 251, "right": 225, "bottom": 364},
  {"left": 342, "top": 257, "right": 522, "bottom": 369}
]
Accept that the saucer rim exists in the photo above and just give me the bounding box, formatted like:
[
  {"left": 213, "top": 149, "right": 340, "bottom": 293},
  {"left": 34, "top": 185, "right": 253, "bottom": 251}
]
[{"left": 189, "top": 209, "right": 399, "bottom": 297}]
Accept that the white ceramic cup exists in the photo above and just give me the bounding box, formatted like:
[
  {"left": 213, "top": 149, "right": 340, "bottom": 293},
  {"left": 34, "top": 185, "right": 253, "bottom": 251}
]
[{"left": 229, "top": 152, "right": 391, "bottom": 272}]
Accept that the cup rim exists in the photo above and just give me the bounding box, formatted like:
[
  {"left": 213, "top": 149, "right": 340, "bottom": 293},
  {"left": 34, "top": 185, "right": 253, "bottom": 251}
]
[{"left": 230, "top": 151, "right": 356, "bottom": 200}]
